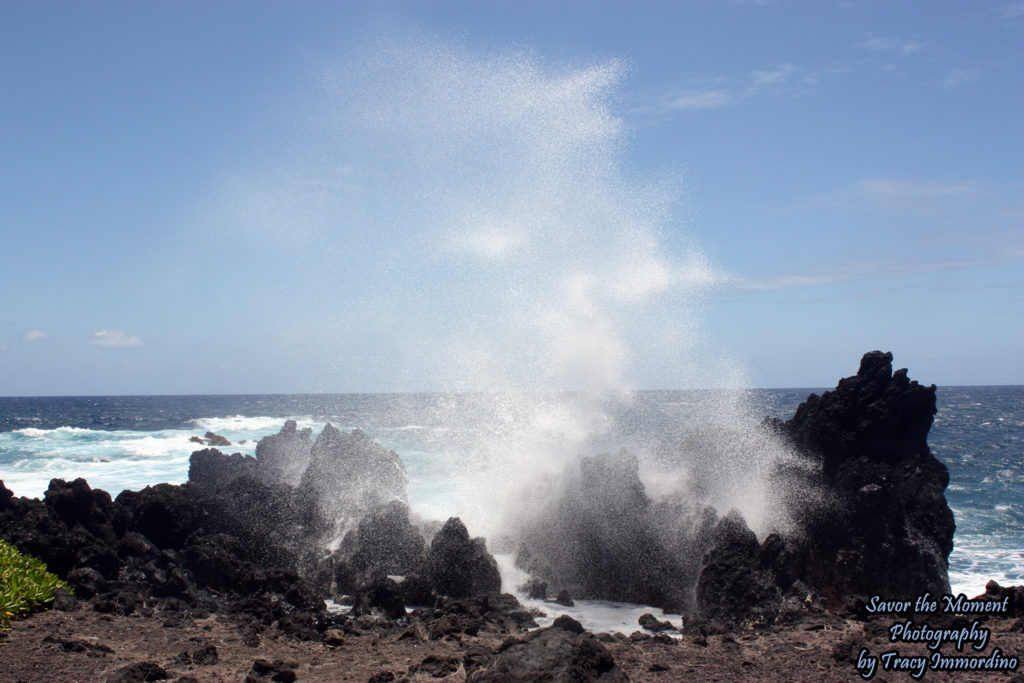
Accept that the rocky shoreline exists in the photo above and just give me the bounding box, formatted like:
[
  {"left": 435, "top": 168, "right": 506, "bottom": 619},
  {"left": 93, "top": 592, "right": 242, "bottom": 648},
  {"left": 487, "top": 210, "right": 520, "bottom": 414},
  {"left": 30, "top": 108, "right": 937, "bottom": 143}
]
[{"left": 2, "top": 351, "right": 1022, "bottom": 681}]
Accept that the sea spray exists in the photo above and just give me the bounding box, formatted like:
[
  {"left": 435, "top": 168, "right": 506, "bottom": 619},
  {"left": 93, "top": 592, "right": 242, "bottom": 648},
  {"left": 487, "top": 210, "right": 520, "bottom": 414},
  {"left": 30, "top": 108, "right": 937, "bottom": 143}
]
[{"left": 201, "top": 31, "right": 804, "bottom": 598}]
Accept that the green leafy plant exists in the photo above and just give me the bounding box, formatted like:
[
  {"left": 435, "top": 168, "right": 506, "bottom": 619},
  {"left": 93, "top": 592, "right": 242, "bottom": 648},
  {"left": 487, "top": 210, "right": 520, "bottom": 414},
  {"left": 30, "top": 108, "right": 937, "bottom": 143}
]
[{"left": 0, "top": 539, "right": 72, "bottom": 630}]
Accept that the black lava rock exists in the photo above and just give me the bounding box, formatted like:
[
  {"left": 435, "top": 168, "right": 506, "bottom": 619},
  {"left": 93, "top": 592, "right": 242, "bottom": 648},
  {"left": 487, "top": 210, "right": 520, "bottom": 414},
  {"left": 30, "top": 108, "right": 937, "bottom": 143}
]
[{"left": 428, "top": 517, "right": 501, "bottom": 598}]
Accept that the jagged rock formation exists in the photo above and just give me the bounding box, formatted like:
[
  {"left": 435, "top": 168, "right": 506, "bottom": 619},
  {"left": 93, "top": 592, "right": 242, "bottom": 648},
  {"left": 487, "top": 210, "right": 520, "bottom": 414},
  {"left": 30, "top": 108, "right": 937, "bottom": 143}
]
[
  {"left": 341, "top": 500, "right": 426, "bottom": 579},
  {"left": 0, "top": 423, "right": 508, "bottom": 639},
  {"left": 188, "top": 449, "right": 257, "bottom": 488},
  {"left": 297, "top": 425, "right": 408, "bottom": 533},
  {"left": 514, "top": 452, "right": 694, "bottom": 610},
  {"left": 1, "top": 355, "right": 956, "bottom": 637},
  {"left": 513, "top": 351, "right": 955, "bottom": 629},
  {"left": 466, "top": 617, "right": 627, "bottom": 682},
  {"left": 695, "top": 511, "right": 781, "bottom": 627},
  {"left": 780, "top": 350, "right": 955, "bottom": 601},
  {"left": 428, "top": 518, "right": 502, "bottom": 598},
  {"left": 691, "top": 350, "right": 956, "bottom": 627},
  {"left": 254, "top": 420, "right": 312, "bottom": 486},
  {"left": 0, "top": 475, "right": 323, "bottom": 618}
]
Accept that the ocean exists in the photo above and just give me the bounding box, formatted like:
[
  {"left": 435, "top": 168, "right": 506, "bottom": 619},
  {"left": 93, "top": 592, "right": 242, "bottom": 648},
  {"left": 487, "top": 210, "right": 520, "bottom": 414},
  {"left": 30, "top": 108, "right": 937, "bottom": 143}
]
[{"left": 1, "top": 387, "right": 1021, "bottom": 626}]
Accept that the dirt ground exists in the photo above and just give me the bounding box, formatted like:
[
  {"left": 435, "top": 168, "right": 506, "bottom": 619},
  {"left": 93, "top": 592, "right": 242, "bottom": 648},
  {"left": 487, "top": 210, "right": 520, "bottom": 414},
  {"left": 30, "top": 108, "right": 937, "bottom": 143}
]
[{"left": 1, "top": 606, "right": 1022, "bottom": 682}]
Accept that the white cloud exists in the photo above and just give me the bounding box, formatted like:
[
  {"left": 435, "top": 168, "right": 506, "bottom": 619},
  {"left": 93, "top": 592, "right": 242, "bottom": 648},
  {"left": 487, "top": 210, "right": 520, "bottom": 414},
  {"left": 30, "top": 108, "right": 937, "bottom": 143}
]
[
  {"left": 21, "top": 330, "right": 48, "bottom": 343},
  {"left": 90, "top": 329, "right": 144, "bottom": 348},
  {"left": 859, "top": 36, "right": 928, "bottom": 56},
  {"left": 0, "top": 341, "right": 7, "bottom": 352},
  {"left": 943, "top": 68, "right": 981, "bottom": 88}
]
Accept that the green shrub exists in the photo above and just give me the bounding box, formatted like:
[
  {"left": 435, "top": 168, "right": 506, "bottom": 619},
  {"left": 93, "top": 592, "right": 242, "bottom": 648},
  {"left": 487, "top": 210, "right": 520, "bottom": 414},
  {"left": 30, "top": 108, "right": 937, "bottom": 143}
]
[{"left": 0, "top": 539, "right": 72, "bottom": 629}]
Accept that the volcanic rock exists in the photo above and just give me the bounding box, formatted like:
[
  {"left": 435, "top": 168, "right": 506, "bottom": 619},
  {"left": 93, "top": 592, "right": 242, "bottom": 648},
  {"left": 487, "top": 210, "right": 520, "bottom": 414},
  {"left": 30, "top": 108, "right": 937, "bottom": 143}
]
[
  {"left": 341, "top": 500, "right": 426, "bottom": 580},
  {"left": 105, "top": 661, "right": 169, "bottom": 682},
  {"left": 979, "top": 580, "right": 1024, "bottom": 617},
  {"left": 246, "top": 658, "right": 298, "bottom": 683},
  {"left": 417, "top": 593, "right": 536, "bottom": 640},
  {"left": 297, "top": 425, "right": 408, "bottom": 531},
  {"left": 43, "top": 477, "right": 127, "bottom": 544},
  {"left": 514, "top": 452, "right": 688, "bottom": 609},
  {"left": 352, "top": 575, "right": 406, "bottom": 620},
  {"left": 204, "top": 431, "right": 231, "bottom": 447},
  {"left": 696, "top": 511, "right": 781, "bottom": 628},
  {"left": 520, "top": 577, "right": 547, "bottom": 600},
  {"left": 427, "top": 518, "right": 501, "bottom": 598},
  {"left": 254, "top": 420, "right": 313, "bottom": 487},
  {"left": 467, "top": 623, "right": 627, "bottom": 682},
  {"left": 187, "top": 449, "right": 256, "bottom": 488},
  {"left": 638, "top": 613, "right": 675, "bottom": 632},
  {"left": 780, "top": 350, "right": 955, "bottom": 601},
  {"left": 116, "top": 483, "right": 206, "bottom": 550}
]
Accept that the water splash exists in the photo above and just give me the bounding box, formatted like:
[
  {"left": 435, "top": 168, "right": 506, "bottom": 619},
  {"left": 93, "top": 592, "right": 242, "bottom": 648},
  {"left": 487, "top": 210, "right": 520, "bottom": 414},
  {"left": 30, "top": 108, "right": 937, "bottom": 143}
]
[{"left": 206, "top": 31, "right": 798, "bottom": 563}]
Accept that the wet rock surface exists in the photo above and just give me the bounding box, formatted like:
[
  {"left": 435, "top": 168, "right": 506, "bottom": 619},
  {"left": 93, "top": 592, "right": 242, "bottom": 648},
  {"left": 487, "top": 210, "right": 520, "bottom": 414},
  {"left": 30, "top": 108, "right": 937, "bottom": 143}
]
[
  {"left": 696, "top": 512, "right": 781, "bottom": 628},
  {"left": 779, "top": 350, "right": 955, "bottom": 602},
  {"left": 254, "top": 420, "right": 313, "bottom": 487},
  {"left": 513, "top": 351, "right": 958, "bottom": 630},
  {"left": 514, "top": 452, "right": 692, "bottom": 610},
  {"left": 428, "top": 517, "right": 501, "bottom": 599},
  {"left": 297, "top": 425, "right": 408, "bottom": 531}
]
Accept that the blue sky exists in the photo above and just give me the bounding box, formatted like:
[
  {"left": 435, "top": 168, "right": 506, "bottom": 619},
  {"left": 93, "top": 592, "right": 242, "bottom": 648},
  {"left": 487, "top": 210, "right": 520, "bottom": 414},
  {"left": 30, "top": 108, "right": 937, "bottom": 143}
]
[{"left": 1, "top": 1, "right": 1021, "bottom": 395}]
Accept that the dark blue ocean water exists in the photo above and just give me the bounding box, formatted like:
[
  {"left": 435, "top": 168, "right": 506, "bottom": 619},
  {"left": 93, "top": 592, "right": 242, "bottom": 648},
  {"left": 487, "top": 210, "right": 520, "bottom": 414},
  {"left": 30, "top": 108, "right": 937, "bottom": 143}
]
[{"left": 0, "top": 387, "right": 1020, "bottom": 597}]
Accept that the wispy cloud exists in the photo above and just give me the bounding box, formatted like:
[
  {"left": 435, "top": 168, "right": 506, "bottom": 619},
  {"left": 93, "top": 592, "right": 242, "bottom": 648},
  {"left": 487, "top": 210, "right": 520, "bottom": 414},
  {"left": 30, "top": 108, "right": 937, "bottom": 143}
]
[
  {"left": 1000, "top": 1, "right": 1024, "bottom": 18},
  {"left": 90, "top": 329, "right": 144, "bottom": 348},
  {"left": 633, "top": 63, "right": 801, "bottom": 117},
  {"left": 748, "top": 64, "right": 798, "bottom": 87},
  {"left": 0, "top": 341, "right": 8, "bottom": 352},
  {"left": 21, "top": 330, "right": 48, "bottom": 343},
  {"left": 858, "top": 35, "right": 928, "bottom": 56},
  {"left": 943, "top": 67, "right": 982, "bottom": 88},
  {"left": 810, "top": 178, "right": 997, "bottom": 212},
  {"left": 853, "top": 178, "right": 982, "bottom": 199},
  {"left": 648, "top": 88, "right": 736, "bottom": 113}
]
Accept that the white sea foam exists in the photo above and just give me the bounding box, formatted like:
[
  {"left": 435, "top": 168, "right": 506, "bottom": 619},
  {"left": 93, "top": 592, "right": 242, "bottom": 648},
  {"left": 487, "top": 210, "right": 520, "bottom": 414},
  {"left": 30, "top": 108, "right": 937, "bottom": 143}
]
[
  {"left": 494, "top": 553, "right": 680, "bottom": 634},
  {"left": 191, "top": 415, "right": 319, "bottom": 435},
  {"left": 14, "top": 426, "right": 100, "bottom": 438},
  {"left": 947, "top": 534, "right": 1024, "bottom": 598}
]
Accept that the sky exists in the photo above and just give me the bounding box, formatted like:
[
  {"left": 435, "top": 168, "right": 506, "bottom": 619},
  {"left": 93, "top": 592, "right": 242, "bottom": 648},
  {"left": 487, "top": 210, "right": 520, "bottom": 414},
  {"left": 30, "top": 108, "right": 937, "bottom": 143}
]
[{"left": 1, "top": 1, "right": 1022, "bottom": 395}]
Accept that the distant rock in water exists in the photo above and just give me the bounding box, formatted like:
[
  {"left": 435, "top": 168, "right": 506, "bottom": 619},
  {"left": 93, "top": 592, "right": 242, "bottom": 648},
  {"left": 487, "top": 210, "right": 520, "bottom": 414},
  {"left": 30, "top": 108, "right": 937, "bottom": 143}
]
[
  {"left": 188, "top": 431, "right": 231, "bottom": 447},
  {"left": 204, "top": 431, "right": 231, "bottom": 447},
  {"left": 254, "top": 420, "right": 313, "bottom": 487},
  {"left": 297, "top": 425, "right": 408, "bottom": 534}
]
